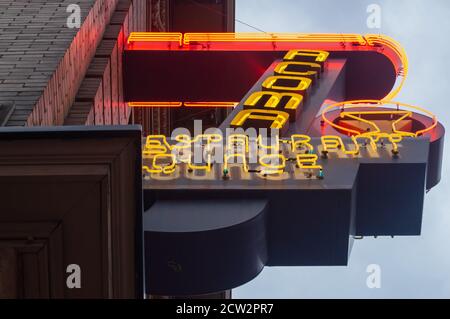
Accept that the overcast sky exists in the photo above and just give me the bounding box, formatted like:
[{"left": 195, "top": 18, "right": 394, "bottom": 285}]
[{"left": 234, "top": 0, "right": 450, "bottom": 299}]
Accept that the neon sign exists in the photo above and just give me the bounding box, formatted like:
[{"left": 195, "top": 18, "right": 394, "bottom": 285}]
[
  {"left": 231, "top": 49, "right": 328, "bottom": 131},
  {"left": 134, "top": 33, "right": 446, "bottom": 286},
  {"left": 142, "top": 130, "right": 407, "bottom": 181},
  {"left": 123, "top": 32, "right": 443, "bottom": 191},
  {"left": 139, "top": 46, "right": 436, "bottom": 182},
  {"left": 128, "top": 39, "right": 438, "bottom": 189}
]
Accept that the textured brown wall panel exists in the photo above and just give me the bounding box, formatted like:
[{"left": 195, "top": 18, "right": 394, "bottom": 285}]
[
  {"left": 103, "top": 25, "right": 122, "bottom": 125},
  {"left": 86, "top": 57, "right": 112, "bottom": 125},
  {"left": 0, "top": 129, "right": 143, "bottom": 298},
  {"left": 0, "top": 0, "right": 118, "bottom": 127},
  {"left": 64, "top": 101, "right": 94, "bottom": 125},
  {"left": 65, "top": 0, "right": 147, "bottom": 127},
  {"left": 75, "top": 77, "right": 104, "bottom": 125},
  {"left": 110, "top": 8, "right": 130, "bottom": 125}
]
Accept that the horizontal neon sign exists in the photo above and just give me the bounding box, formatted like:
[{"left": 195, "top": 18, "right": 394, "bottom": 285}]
[
  {"left": 126, "top": 33, "right": 441, "bottom": 183},
  {"left": 142, "top": 132, "right": 406, "bottom": 180},
  {"left": 125, "top": 32, "right": 407, "bottom": 103}
]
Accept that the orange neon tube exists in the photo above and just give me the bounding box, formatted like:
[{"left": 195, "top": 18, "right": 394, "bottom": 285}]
[
  {"left": 128, "top": 102, "right": 182, "bottom": 108},
  {"left": 127, "top": 32, "right": 183, "bottom": 46},
  {"left": 128, "top": 102, "right": 238, "bottom": 108},
  {"left": 183, "top": 102, "right": 239, "bottom": 108}
]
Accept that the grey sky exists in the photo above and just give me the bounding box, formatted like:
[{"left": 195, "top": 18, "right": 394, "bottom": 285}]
[{"left": 234, "top": 0, "right": 450, "bottom": 299}]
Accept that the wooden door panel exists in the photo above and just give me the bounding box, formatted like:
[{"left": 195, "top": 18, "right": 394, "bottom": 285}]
[
  {"left": 0, "top": 127, "right": 143, "bottom": 299},
  {"left": 0, "top": 222, "right": 62, "bottom": 298}
]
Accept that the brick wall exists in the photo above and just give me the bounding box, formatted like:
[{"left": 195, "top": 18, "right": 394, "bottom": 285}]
[
  {"left": 1, "top": 0, "right": 234, "bottom": 129},
  {"left": 0, "top": 0, "right": 117, "bottom": 126},
  {"left": 65, "top": 0, "right": 147, "bottom": 126}
]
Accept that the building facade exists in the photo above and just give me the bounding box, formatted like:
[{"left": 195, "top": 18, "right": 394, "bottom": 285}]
[{"left": 0, "top": 0, "right": 235, "bottom": 135}]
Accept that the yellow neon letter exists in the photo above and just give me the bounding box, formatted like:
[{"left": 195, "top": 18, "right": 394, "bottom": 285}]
[
  {"left": 371, "top": 133, "right": 403, "bottom": 153},
  {"left": 321, "top": 136, "right": 360, "bottom": 156},
  {"left": 143, "top": 154, "right": 176, "bottom": 174},
  {"left": 354, "top": 134, "right": 377, "bottom": 151},
  {"left": 144, "top": 135, "right": 172, "bottom": 156},
  {"left": 296, "top": 154, "right": 322, "bottom": 170},
  {"left": 262, "top": 75, "right": 312, "bottom": 92},
  {"left": 259, "top": 154, "right": 286, "bottom": 174},
  {"left": 227, "top": 134, "right": 249, "bottom": 153},
  {"left": 257, "top": 134, "right": 280, "bottom": 151},
  {"left": 244, "top": 91, "right": 303, "bottom": 110},
  {"left": 284, "top": 49, "right": 329, "bottom": 67},
  {"left": 291, "top": 134, "right": 314, "bottom": 152},
  {"left": 274, "top": 61, "right": 321, "bottom": 79},
  {"left": 224, "top": 153, "right": 249, "bottom": 173},
  {"left": 230, "top": 109, "right": 290, "bottom": 130},
  {"left": 188, "top": 154, "right": 212, "bottom": 172}
]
